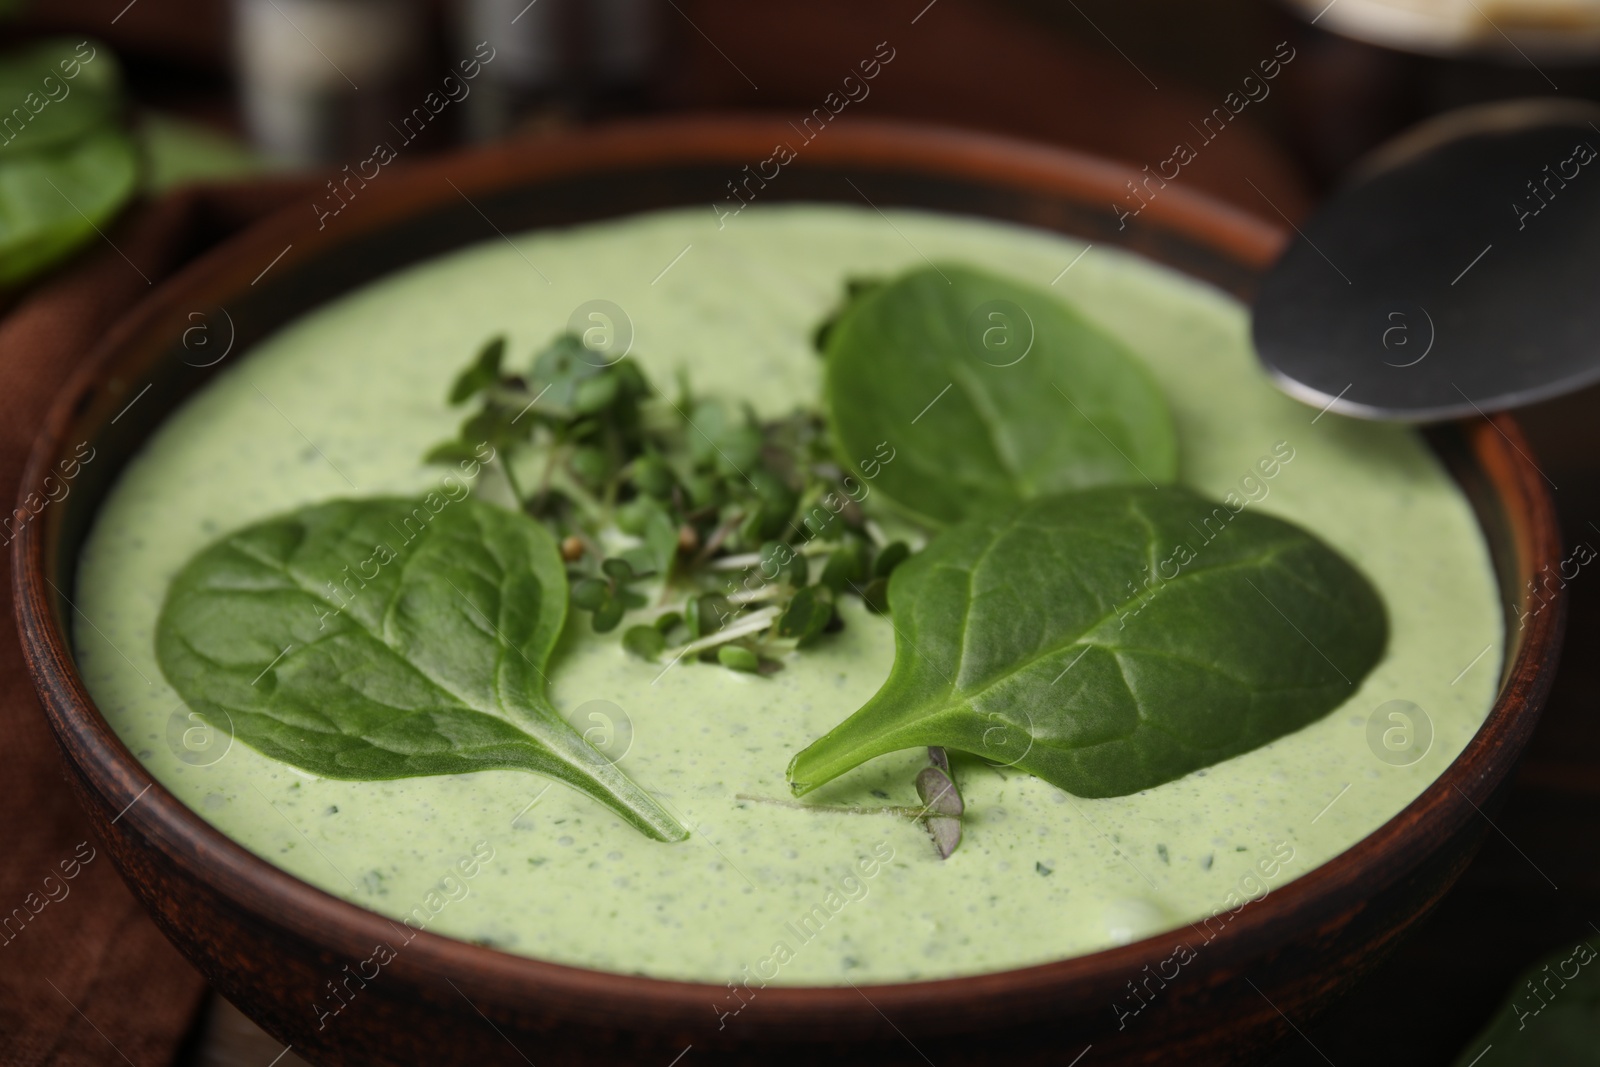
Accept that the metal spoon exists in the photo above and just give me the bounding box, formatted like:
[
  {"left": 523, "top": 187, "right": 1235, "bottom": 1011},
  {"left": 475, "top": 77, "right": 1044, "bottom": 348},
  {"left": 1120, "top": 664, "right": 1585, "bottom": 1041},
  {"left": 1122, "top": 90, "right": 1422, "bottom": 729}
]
[{"left": 1252, "top": 98, "right": 1600, "bottom": 422}]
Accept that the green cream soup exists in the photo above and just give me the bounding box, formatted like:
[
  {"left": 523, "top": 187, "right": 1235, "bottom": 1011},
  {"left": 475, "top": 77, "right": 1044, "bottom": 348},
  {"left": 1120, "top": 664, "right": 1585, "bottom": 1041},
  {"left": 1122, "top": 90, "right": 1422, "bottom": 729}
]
[{"left": 76, "top": 205, "right": 1501, "bottom": 984}]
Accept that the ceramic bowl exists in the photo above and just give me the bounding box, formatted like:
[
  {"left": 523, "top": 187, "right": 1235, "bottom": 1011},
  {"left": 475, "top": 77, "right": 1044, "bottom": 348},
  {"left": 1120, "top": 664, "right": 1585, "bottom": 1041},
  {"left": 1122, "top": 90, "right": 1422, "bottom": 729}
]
[{"left": 13, "top": 117, "right": 1564, "bottom": 1066}]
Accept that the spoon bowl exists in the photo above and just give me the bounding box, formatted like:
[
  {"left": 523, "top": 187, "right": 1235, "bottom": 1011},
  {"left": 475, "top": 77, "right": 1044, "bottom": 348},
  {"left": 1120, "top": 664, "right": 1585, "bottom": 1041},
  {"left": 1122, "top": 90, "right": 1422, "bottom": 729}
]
[{"left": 1253, "top": 98, "right": 1600, "bottom": 421}]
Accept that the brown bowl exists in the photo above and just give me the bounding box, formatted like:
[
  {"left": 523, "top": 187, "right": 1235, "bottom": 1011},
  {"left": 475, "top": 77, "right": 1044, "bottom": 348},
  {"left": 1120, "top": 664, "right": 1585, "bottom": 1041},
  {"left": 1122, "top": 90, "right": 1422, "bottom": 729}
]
[{"left": 13, "top": 117, "right": 1564, "bottom": 1066}]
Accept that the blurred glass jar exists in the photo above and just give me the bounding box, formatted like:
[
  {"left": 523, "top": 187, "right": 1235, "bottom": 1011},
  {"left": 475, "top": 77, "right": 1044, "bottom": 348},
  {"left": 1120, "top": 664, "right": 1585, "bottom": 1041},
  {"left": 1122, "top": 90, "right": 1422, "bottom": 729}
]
[
  {"left": 232, "top": 0, "right": 427, "bottom": 166},
  {"left": 456, "top": 0, "right": 657, "bottom": 140}
]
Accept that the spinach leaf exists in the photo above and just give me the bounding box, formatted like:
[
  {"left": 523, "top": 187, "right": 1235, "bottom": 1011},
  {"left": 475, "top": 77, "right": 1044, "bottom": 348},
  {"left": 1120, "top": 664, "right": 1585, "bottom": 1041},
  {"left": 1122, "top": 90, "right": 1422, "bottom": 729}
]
[
  {"left": 156, "top": 496, "right": 688, "bottom": 842},
  {"left": 447, "top": 335, "right": 504, "bottom": 405},
  {"left": 823, "top": 264, "right": 1177, "bottom": 525},
  {"left": 1452, "top": 937, "right": 1600, "bottom": 1065},
  {"left": 787, "top": 487, "right": 1386, "bottom": 798},
  {"left": 0, "top": 39, "right": 137, "bottom": 287},
  {"left": 0, "top": 39, "right": 120, "bottom": 154},
  {"left": 0, "top": 125, "right": 138, "bottom": 286}
]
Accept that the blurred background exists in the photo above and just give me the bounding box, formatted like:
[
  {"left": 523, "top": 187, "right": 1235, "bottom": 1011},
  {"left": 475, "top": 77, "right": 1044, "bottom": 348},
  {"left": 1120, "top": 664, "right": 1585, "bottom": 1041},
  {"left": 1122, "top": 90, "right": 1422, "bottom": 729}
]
[
  {"left": 2, "top": 1, "right": 1598, "bottom": 1064},
  {"left": 14, "top": 0, "right": 1600, "bottom": 207}
]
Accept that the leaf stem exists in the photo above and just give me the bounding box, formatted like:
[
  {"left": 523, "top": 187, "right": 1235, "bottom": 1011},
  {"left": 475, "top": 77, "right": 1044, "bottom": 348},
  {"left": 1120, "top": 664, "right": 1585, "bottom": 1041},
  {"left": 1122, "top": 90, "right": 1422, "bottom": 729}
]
[
  {"left": 733, "top": 793, "right": 933, "bottom": 820},
  {"left": 693, "top": 509, "right": 745, "bottom": 565},
  {"left": 707, "top": 551, "right": 762, "bottom": 571},
  {"left": 500, "top": 455, "right": 527, "bottom": 503},
  {"left": 727, "top": 586, "right": 785, "bottom": 606},
  {"left": 668, "top": 606, "right": 780, "bottom": 657},
  {"left": 786, "top": 715, "right": 933, "bottom": 797}
]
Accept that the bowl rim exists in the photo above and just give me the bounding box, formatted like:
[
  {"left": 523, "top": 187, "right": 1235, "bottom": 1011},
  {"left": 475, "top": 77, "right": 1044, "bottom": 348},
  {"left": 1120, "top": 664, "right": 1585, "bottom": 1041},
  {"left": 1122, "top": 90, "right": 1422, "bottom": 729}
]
[{"left": 11, "top": 115, "right": 1565, "bottom": 1028}]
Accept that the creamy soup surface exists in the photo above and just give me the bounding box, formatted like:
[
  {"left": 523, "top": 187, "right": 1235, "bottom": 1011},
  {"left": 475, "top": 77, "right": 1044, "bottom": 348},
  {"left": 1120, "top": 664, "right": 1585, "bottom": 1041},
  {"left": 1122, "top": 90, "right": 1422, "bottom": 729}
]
[{"left": 76, "top": 205, "right": 1502, "bottom": 984}]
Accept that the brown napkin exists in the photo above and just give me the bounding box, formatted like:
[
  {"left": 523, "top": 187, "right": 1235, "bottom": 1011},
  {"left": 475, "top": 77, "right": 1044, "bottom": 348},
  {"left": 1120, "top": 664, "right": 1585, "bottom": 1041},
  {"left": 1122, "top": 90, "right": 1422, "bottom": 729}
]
[{"left": 0, "top": 178, "right": 311, "bottom": 1067}]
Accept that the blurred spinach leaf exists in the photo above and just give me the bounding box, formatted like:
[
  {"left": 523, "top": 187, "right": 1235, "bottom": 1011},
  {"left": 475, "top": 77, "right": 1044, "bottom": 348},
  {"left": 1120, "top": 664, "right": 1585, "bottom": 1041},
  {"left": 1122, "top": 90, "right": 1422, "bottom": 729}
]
[
  {"left": 0, "top": 38, "right": 139, "bottom": 288},
  {"left": 0, "top": 126, "right": 138, "bottom": 286},
  {"left": 1454, "top": 937, "right": 1600, "bottom": 1066},
  {"left": 0, "top": 39, "right": 120, "bottom": 154}
]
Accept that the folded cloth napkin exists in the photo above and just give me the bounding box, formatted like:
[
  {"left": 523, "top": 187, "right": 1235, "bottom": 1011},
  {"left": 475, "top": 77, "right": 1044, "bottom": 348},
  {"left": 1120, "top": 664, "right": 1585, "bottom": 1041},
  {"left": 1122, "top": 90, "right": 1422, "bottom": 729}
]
[{"left": 0, "top": 178, "right": 311, "bottom": 1067}]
